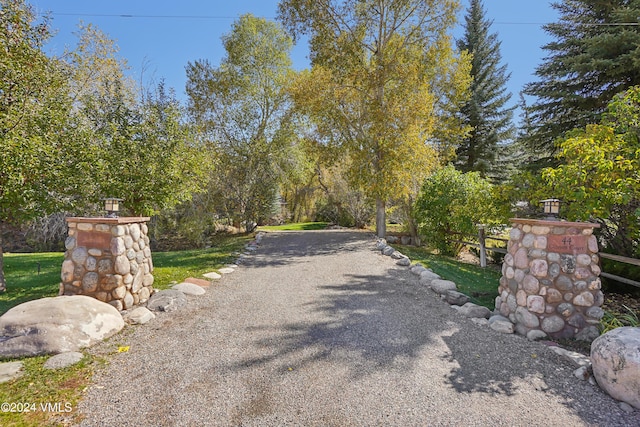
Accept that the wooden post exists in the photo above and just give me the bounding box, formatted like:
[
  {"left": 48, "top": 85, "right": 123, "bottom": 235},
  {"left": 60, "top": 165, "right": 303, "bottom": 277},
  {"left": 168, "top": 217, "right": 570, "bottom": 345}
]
[{"left": 478, "top": 224, "right": 487, "bottom": 268}]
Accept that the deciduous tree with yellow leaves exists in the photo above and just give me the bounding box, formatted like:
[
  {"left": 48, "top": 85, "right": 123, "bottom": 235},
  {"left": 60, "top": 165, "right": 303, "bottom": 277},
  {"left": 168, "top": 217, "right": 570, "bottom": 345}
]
[{"left": 279, "top": 0, "right": 471, "bottom": 237}]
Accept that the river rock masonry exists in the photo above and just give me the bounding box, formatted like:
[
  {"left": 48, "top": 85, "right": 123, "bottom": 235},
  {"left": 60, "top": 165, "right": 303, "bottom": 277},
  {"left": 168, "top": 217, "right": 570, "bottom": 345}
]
[
  {"left": 496, "top": 219, "right": 603, "bottom": 341},
  {"left": 60, "top": 217, "right": 154, "bottom": 311}
]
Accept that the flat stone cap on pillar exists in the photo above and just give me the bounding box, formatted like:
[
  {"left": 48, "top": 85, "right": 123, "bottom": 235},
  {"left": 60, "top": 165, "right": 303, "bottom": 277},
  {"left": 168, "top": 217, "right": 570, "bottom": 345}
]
[
  {"left": 66, "top": 217, "right": 151, "bottom": 224},
  {"left": 510, "top": 218, "right": 600, "bottom": 229}
]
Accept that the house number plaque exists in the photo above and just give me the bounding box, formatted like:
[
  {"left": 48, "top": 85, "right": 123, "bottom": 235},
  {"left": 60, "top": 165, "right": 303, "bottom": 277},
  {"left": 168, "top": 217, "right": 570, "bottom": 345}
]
[
  {"left": 76, "top": 230, "right": 112, "bottom": 250},
  {"left": 547, "top": 235, "right": 588, "bottom": 254}
]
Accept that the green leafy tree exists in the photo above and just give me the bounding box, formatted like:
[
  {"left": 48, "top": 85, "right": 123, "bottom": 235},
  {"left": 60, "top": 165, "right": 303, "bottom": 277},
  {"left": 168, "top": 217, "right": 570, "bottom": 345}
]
[
  {"left": 119, "top": 83, "right": 207, "bottom": 216},
  {"left": 0, "top": 0, "right": 86, "bottom": 292},
  {"left": 522, "top": 0, "right": 640, "bottom": 161},
  {"left": 454, "top": 0, "right": 515, "bottom": 179},
  {"left": 414, "top": 165, "right": 501, "bottom": 256},
  {"left": 279, "top": 0, "right": 472, "bottom": 238},
  {"left": 543, "top": 86, "right": 640, "bottom": 257},
  {"left": 186, "top": 14, "right": 295, "bottom": 230},
  {"left": 69, "top": 25, "right": 205, "bottom": 216}
]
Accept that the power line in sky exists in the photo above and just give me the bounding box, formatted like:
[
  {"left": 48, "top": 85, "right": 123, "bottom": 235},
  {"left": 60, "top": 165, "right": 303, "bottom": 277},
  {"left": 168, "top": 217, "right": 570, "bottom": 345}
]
[
  {"left": 48, "top": 12, "right": 640, "bottom": 26},
  {"left": 50, "top": 12, "right": 265, "bottom": 20}
]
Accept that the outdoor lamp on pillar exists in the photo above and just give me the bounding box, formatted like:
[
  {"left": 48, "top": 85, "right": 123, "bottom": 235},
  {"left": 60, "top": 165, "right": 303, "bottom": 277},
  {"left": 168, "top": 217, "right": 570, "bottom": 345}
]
[
  {"left": 541, "top": 198, "right": 561, "bottom": 220},
  {"left": 103, "top": 198, "right": 123, "bottom": 218}
]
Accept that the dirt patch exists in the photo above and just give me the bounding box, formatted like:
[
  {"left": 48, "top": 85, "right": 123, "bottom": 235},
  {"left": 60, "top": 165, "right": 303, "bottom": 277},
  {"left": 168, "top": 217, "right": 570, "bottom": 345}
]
[{"left": 603, "top": 291, "right": 640, "bottom": 316}]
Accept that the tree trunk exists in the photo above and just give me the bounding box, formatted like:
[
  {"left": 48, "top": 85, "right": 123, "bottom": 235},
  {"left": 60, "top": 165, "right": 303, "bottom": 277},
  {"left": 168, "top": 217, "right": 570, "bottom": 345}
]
[
  {"left": 376, "top": 198, "right": 386, "bottom": 238},
  {"left": 404, "top": 196, "right": 420, "bottom": 246},
  {"left": 406, "top": 211, "right": 420, "bottom": 246}
]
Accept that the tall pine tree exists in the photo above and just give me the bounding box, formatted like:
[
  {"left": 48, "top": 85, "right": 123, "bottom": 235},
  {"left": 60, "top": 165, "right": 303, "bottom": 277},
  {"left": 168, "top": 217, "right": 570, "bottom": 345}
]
[
  {"left": 454, "top": 0, "right": 514, "bottom": 180},
  {"left": 523, "top": 0, "right": 640, "bottom": 160}
]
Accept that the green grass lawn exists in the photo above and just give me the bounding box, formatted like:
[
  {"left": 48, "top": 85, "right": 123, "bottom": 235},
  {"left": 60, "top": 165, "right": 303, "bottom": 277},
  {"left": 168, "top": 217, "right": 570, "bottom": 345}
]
[
  {"left": 259, "top": 222, "right": 328, "bottom": 231},
  {"left": 0, "top": 353, "right": 96, "bottom": 427},
  {"left": 0, "top": 234, "right": 252, "bottom": 316},
  {"left": 0, "top": 252, "right": 64, "bottom": 316},
  {"left": 394, "top": 244, "right": 501, "bottom": 309},
  {"left": 152, "top": 234, "right": 252, "bottom": 288},
  {"left": 365, "top": 223, "right": 405, "bottom": 234}
]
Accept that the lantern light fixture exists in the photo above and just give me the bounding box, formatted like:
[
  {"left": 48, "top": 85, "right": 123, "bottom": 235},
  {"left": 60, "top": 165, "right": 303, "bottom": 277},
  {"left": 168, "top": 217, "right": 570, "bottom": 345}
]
[
  {"left": 540, "top": 198, "right": 561, "bottom": 220},
  {"left": 103, "top": 198, "right": 123, "bottom": 218}
]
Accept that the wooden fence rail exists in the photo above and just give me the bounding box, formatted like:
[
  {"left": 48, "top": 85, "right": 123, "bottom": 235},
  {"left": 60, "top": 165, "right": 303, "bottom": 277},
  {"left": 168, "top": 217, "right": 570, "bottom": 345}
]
[
  {"left": 450, "top": 225, "right": 640, "bottom": 288},
  {"left": 447, "top": 226, "right": 507, "bottom": 268},
  {"left": 599, "top": 253, "right": 640, "bottom": 289}
]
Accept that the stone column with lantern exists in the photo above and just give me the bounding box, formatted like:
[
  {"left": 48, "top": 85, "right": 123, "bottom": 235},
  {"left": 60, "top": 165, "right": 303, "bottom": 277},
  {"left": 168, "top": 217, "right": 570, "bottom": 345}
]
[
  {"left": 59, "top": 199, "right": 154, "bottom": 311},
  {"left": 496, "top": 199, "right": 604, "bottom": 341}
]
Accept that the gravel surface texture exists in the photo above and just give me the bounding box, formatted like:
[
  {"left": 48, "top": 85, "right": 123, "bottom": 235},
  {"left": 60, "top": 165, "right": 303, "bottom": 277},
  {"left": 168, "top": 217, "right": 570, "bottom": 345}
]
[{"left": 77, "top": 230, "right": 640, "bottom": 426}]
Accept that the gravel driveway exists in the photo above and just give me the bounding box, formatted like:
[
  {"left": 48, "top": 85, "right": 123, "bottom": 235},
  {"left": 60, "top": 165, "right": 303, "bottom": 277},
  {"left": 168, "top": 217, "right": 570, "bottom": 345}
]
[{"left": 78, "top": 230, "right": 639, "bottom": 426}]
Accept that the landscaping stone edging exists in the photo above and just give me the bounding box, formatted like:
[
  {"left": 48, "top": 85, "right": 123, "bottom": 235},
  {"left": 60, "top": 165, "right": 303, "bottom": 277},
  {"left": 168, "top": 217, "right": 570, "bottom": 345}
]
[{"left": 145, "top": 232, "right": 265, "bottom": 311}]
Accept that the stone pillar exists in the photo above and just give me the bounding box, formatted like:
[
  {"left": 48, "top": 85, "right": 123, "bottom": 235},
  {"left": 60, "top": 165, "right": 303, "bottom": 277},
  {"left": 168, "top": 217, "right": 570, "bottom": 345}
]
[
  {"left": 497, "top": 219, "right": 603, "bottom": 341},
  {"left": 60, "top": 217, "right": 154, "bottom": 311}
]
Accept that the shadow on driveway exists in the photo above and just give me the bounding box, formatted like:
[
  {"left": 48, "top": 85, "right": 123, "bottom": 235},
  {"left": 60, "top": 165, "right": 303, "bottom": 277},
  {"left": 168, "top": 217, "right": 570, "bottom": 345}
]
[
  {"left": 235, "top": 270, "right": 453, "bottom": 378},
  {"left": 228, "top": 230, "right": 638, "bottom": 425}
]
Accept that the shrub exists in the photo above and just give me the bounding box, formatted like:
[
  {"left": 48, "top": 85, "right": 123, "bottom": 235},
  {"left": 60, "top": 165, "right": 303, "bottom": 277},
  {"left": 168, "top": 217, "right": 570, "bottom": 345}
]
[
  {"left": 542, "top": 86, "right": 640, "bottom": 259},
  {"left": 414, "top": 166, "right": 502, "bottom": 256}
]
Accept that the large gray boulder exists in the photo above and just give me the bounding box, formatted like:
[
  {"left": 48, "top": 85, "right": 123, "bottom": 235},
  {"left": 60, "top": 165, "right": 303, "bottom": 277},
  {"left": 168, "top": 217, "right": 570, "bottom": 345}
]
[
  {"left": 396, "top": 257, "right": 411, "bottom": 267},
  {"left": 123, "top": 307, "right": 156, "bottom": 325},
  {"left": 488, "top": 316, "right": 515, "bottom": 334},
  {"left": 410, "top": 265, "right": 427, "bottom": 276},
  {"left": 0, "top": 296, "right": 125, "bottom": 357},
  {"left": 173, "top": 282, "right": 206, "bottom": 296},
  {"left": 382, "top": 246, "right": 395, "bottom": 256},
  {"left": 445, "top": 290, "right": 470, "bottom": 306},
  {"left": 591, "top": 327, "right": 640, "bottom": 409}
]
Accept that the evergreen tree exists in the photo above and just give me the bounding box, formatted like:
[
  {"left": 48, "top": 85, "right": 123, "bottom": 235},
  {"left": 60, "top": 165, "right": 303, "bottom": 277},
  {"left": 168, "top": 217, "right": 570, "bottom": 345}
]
[
  {"left": 522, "top": 0, "right": 640, "bottom": 160},
  {"left": 454, "top": 0, "right": 514, "bottom": 180}
]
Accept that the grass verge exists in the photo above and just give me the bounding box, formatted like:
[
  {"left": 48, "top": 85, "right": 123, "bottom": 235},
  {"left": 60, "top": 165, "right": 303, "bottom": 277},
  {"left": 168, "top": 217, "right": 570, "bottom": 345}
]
[
  {"left": 0, "top": 353, "right": 98, "bottom": 427},
  {"left": 259, "top": 222, "right": 328, "bottom": 231},
  {"left": 365, "top": 223, "right": 405, "bottom": 234},
  {"left": 394, "top": 244, "right": 501, "bottom": 309},
  {"left": 0, "top": 235, "right": 252, "bottom": 315}
]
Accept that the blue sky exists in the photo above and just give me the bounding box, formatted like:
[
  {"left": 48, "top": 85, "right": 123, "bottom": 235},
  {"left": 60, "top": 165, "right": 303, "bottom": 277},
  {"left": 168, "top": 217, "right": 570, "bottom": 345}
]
[{"left": 32, "top": 0, "right": 558, "bottom": 120}]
